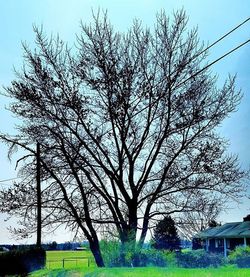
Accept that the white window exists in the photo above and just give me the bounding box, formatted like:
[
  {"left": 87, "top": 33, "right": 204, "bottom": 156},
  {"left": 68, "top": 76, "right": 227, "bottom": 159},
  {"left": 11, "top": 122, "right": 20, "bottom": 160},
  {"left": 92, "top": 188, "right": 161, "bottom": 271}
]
[{"left": 215, "top": 239, "right": 223, "bottom": 248}]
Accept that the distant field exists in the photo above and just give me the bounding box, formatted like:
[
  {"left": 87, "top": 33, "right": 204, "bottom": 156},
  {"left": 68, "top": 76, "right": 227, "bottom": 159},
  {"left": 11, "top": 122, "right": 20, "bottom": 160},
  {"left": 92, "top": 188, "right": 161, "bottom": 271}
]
[
  {"left": 31, "top": 267, "right": 250, "bottom": 277},
  {"left": 46, "top": 250, "right": 95, "bottom": 269}
]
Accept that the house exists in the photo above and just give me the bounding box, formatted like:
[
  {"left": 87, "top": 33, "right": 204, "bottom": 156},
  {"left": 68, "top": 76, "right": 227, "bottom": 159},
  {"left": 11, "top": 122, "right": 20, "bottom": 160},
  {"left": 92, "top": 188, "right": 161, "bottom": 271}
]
[
  {"left": 194, "top": 216, "right": 250, "bottom": 257},
  {"left": 75, "top": 247, "right": 87, "bottom": 251}
]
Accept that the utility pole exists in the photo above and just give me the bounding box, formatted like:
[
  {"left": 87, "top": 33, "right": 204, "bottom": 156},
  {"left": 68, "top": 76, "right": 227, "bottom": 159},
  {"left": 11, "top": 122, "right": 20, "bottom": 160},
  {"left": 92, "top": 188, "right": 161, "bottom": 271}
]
[{"left": 36, "top": 142, "right": 42, "bottom": 247}]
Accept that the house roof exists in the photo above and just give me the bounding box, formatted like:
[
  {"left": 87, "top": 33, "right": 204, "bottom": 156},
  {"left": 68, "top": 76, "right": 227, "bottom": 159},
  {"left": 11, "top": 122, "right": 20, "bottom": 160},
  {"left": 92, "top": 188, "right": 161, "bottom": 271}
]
[{"left": 195, "top": 221, "right": 250, "bottom": 239}]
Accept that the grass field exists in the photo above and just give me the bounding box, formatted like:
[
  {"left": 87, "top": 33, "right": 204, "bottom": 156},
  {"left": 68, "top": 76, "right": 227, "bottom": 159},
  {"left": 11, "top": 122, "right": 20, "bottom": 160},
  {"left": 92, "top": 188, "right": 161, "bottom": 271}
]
[
  {"left": 46, "top": 250, "right": 95, "bottom": 269},
  {"left": 31, "top": 267, "right": 250, "bottom": 277},
  {"left": 29, "top": 251, "right": 250, "bottom": 276}
]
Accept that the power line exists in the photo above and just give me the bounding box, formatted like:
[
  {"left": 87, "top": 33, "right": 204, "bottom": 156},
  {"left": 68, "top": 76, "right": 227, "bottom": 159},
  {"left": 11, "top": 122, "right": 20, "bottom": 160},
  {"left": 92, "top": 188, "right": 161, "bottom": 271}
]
[
  {"left": 173, "top": 17, "right": 250, "bottom": 79},
  {"left": 177, "top": 38, "right": 250, "bottom": 88},
  {"left": 174, "top": 17, "right": 250, "bottom": 79},
  {"left": 0, "top": 177, "right": 20, "bottom": 183},
  {"left": 129, "top": 17, "right": 250, "bottom": 119},
  {"left": 130, "top": 38, "right": 250, "bottom": 119},
  {"left": 200, "top": 17, "right": 250, "bottom": 55}
]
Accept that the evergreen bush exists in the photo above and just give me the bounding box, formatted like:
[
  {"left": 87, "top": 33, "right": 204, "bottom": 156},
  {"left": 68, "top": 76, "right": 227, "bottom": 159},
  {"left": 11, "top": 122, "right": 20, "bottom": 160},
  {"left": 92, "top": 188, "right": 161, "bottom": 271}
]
[
  {"left": 177, "top": 249, "right": 225, "bottom": 268},
  {"left": 0, "top": 247, "right": 45, "bottom": 275},
  {"left": 228, "top": 246, "right": 250, "bottom": 268},
  {"left": 152, "top": 216, "right": 181, "bottom": 251}
]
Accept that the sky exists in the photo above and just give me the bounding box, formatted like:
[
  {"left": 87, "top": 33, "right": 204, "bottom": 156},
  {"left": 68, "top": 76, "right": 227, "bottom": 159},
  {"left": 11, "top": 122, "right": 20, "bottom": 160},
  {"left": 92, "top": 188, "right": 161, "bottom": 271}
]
[{"left": 0, "top": 0, "right": 250, "bottom": 244}]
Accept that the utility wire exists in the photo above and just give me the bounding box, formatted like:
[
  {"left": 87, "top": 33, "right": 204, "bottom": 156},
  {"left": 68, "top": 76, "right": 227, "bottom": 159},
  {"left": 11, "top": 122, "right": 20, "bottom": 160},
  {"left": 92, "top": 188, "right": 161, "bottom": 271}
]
[
  {"left": 200, "top": 17, "right": 250, "bottom": 55},
  {"left": 0, "top": 177, "right": 20, "bottom": 183},
  {"left": 177, "top": 38, "right": 250, "bottom": 88},
  {"left": 130, "top": 38, "right": 250, "bottom": 119},
  {"left": 175, "top": 17, "right": 250, "bottom": 78},
  {"left": 173, "top": 17, "right": 250, "bottom": 79},
  {"left": 0, "top": 183, "right": 15, "bottom": 186},
  {"left": 129, "top": 17, "right": 250, "bottom": 118},
  {"left": 169, "top": 16, "right": 250, "bottom": 84}
]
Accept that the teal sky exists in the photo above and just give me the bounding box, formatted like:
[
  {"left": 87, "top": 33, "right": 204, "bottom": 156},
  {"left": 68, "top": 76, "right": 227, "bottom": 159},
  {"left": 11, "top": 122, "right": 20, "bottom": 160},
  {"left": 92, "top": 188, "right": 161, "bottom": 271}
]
[{"left": 0, "top": 0, "right": 250, "bottom": 244}]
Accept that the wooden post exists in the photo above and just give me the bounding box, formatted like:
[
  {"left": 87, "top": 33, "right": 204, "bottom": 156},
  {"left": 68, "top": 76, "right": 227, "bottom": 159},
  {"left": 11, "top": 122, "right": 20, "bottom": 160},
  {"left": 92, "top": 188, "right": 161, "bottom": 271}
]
[
  {"left": 36, "top": 142, "right": 42, "bottom": 247},
  {"left": 223, "top": 238, "right": 227, "bottom": 257}
]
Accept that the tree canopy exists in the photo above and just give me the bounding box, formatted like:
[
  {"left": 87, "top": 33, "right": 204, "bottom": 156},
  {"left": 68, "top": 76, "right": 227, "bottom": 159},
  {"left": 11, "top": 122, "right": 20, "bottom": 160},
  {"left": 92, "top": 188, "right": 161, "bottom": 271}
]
[
  {"left": 0, "top": 10, "right": 245, "bottom": 266},
  {"left": 152, "top": 215, "right": 181, "bottom": 251}
]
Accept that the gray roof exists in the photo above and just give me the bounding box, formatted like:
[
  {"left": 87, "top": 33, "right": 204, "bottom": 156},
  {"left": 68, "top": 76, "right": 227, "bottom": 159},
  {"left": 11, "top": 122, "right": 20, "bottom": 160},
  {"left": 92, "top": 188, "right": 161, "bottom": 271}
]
[{"left": 195, "top": 221, "right": 250, "bottom": 239}]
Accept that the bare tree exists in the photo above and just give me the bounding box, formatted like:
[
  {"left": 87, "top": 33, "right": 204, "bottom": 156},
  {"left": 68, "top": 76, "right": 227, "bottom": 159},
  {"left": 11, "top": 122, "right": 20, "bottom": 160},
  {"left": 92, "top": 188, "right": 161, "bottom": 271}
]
[
  {"left": 176, "top": 194, "right": 223, "bottom": 240},
  {"left": 0, "top": 10, "right": 246, "bottom": 266}
]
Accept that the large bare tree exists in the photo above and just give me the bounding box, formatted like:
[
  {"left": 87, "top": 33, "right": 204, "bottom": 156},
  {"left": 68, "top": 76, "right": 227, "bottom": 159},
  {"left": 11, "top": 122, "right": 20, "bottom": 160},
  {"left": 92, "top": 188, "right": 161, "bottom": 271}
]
[{"left": 0, "top": 10, "right": 246, "bottom": 266}]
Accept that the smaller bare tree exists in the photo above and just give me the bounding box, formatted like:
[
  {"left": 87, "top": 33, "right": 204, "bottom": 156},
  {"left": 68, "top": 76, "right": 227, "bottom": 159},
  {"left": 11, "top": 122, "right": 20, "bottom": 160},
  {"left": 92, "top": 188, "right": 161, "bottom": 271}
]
[{"left": 176, "top": 194, "right": 224, "bottom": 240}]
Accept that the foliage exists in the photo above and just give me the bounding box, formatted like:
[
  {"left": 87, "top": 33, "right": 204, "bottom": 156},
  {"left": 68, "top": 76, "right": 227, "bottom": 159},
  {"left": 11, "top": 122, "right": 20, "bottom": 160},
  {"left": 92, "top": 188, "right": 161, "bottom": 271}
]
[
  {"left": 100, "top": 239, "right": 121, "bottom": 267},
  {"left": 0, "top": 247, "right": 45, "bottom": 275},
  {"left": 130, "top": 249, "right": 168, "bottom": 267},
  {"left": 62, "top": 241, "right": 74, "bottom": 250},
  {"left": 192, "top": 238, "right": 203, "bottom": 250},
  {"left": 100, "top": 239, "right": 169, "bottom": 267},
  {"left": 208, "top": 220, "right": 221, "bottom": 227},
  {"left": 152, "top": 216, "right": 181, "bottom": 251},
  {"left": 48, "top": 241, "right": 57, "bottom": 250},
  {"left": 165, "top": 250, "right": 178, "bottom": 267},
  {"left": 243, "top": 215, "right": 250, "bottom": 221},
  {"left": 228, "top": 246, "right": 250, "bottom": 268},
  {"left": 177, "top": 249, "right": 225, "bottom": 268}
]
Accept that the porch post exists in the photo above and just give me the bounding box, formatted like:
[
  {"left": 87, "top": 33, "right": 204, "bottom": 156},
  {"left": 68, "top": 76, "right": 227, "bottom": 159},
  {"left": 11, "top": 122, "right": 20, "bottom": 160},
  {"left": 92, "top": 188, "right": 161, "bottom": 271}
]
[
  {"left": 244, "top": 237, "right": 247, "bottom": 247},
  {"left": 223, "top": 238, "right": 227, "bottom": 257},
  {"left": 205, "top": 238, "right": 209, "bottom": 251}
]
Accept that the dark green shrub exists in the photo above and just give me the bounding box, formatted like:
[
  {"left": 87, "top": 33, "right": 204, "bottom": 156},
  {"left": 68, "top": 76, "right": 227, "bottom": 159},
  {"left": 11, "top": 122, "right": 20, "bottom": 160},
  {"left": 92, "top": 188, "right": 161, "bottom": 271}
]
[
  {"left": 131, "top": 251, "right": 148, "bottom": 267},
  {"left": 100, "top": 239, "right": 169, "bottom": 267},
  {"left": 177, "top": 249, "right": 225, "bottom": 268},
  {"left": 228, "top": 246, "right": 250, "bottom": 268},
  {"left": 100, "top": 239, "right": 121, "bottom": 267},
  {"left": 192, "top": 238, "right": 203, "bottom": 250},
  {"left": 165, "top": 250, "right": 177, "bottom": 267},
  {"left": 131, "top": 249, "right": 167, "bottom": 267},
  {"left": 235, "top": 256, "right": 250, "bottom": 268},
  {"left": 0, "top": 247, "right": 45, "bottom": 275}
]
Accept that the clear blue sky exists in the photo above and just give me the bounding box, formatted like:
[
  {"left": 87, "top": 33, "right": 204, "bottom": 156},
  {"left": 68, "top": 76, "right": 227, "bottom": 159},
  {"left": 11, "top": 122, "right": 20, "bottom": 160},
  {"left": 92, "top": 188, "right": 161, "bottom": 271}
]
[{"left": 0, "top": 0, "right": 249, "bottom": 244}]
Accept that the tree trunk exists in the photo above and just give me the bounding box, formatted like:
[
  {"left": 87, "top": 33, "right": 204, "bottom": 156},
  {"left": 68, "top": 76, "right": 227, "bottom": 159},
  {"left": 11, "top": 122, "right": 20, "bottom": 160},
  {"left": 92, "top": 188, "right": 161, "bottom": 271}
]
[
  {"left": 89, "top": 240, "right": 105, "bottom": 267},
  {"left": 118, "top": 205, "right": 138, "bottom": 266},
  {"left": 138, "top": 217, "right": 149, "bottom": 248},
  {"left": 128, "top": 202, "right": 138, "bottom": 251}
]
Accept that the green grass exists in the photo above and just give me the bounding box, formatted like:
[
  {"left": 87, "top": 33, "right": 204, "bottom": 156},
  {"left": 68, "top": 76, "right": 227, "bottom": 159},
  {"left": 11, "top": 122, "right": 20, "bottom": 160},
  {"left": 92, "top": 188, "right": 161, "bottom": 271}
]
[
  {"left": 30, "top": 267, "right": 250, "bottom": 277},
  {"left": 29, "top": 251, "right": 250, "bottom": 276},
  {"left": 30, "top": 267, "right": 95, "bottom": 276},
  {"left": 46, "top": 250, "right": 95, "bottom": 270}
]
